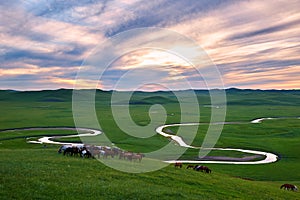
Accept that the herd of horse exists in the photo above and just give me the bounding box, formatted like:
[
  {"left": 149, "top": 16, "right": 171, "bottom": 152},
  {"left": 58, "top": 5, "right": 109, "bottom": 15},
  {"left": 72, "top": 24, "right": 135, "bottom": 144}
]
[
  {"left": 58, "top": 146, "right": 297, "bottom": 192},
  {"left": 174, "top": 162, "right": 212, "bottom": 173},
  {"left": 58, "top": 144, "right": 144, "bottom": 162}
]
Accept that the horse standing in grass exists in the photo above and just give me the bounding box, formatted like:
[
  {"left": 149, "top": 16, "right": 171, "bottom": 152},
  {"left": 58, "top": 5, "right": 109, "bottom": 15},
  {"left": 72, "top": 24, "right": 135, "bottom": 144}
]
[
  {"left": 204, "top": 168, "right": 211, "bottom": 173},
  {"left": 112, "top": 147, "right": 122, "bottom": 157},
  {"left": 63, "top": 147, "right": 73, "bottom": 156},
  {"left": 90, "top": 146, "right": 103, "bottom": 158},
  {"left": 280, "top": 184, "right": 298, "bottom": 191},
  {"left": 174, "top": 162, "right": 182, "bottom": 168},
  {"left": 103, "top": 149, "right": 115, "bottom": 158},
  {"left": 131, "top": 153, "right": 144, "bottom": 162},
  {"left": 58, "top": 145, "right": 71, "bottom": 154},
  {"left": 186, "top": 164, "right": 194, "bottom": 169},
  {"left": 194, "top": 165, "right": 212, "bottom": 173},
  {"left": 80, "top": 147, "right": 92, "bottom": 158},
  {"left": 119, "top": 151, "right": 133, "bottom": 161},
  {"left": 63, "top": 146, "right": 80, "bottom": 156}
]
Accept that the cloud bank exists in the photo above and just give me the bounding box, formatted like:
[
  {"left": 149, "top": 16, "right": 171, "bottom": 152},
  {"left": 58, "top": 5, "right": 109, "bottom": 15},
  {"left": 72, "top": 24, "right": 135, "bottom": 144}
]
[{"left": 0, "top": 0, "right": 299, "bottom": 90}]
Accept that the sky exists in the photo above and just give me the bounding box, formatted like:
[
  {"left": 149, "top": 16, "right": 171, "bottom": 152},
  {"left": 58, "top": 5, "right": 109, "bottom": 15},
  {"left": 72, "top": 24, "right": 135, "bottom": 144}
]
[{"left": 0, "top": 0, "right": 299, "bottom": 91}]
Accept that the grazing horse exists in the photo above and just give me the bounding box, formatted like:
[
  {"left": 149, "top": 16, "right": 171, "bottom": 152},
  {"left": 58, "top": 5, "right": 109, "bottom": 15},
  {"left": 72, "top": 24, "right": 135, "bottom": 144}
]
[
  {"left": 194, "top": 165, "right": 212, "bottom": 173},
  {"left": 119, "top": 151, "right": 126, "bottom": 159},
  {"left": 58, "top": 145, "right": 71, "bottom": 154},
  {"left": 63, "top": 147, "right": 73, "bottom": 156},
  {"left": 81, "top": 149, "right": 92, "bottom": 158},
  {"left": 90, "top": 146, "right": 103, "bottom": 158},
  {"left": 119, "top": 152, "right": 133, "bottom": 161},
  {"left": 72, "top": 146, "right": 80, "bottom": 157},
  {"left": 63, "top": 146, "right": 80, "bottom": 156},
  {"left": 204, "top": 168, "right": 212, "bottom": 173},
  {"left": 174, "top": 162, "right": 182, "bottom": 168},
  {"left": 103, "top": 149, "right": 115, "bottom": 158},
  {"left": 112, "top": 147, "right": 122, "bottom": 156},
  {"left": 131, "top": 153, "right": 144, "bottom": 162},
  {"left": 80, "top": 147, "right": 92, "bottom": 158},
  {"left": 186, "top": 164, "right": 194, "bottom": 169},
  {"left": 280, "top": 184, "right": 298, "bottom": 191},
  {"left": 91, "top": 148, "right": 100, "bottom": 158}
]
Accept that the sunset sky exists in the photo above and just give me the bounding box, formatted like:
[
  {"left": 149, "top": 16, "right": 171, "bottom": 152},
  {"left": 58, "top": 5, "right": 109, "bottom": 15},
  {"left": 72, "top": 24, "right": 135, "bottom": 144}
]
[{"left": 0, "top": 0, "right": 299, "bottom": 91}]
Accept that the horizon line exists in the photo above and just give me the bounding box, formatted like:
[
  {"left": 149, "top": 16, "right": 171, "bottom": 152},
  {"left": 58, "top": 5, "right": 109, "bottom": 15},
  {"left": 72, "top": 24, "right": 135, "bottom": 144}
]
[{"left": 1, "top": 87, "right": 299, "bottom": 92}]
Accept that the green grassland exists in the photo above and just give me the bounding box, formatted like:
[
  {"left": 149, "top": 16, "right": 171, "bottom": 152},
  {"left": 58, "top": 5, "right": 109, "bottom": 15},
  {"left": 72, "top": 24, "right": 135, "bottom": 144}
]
[{"left": 0, "top": 89, "right": 300, "bottom": 199}]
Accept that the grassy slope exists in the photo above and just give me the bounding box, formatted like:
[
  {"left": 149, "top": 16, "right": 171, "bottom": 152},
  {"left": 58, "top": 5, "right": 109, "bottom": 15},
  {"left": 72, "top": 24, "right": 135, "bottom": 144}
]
[
  {"left": 0, "top": 89, "right": 300, "bottom": 199},
  {"left": 1, "top": 142, "right": 299, "bottom": 200}
]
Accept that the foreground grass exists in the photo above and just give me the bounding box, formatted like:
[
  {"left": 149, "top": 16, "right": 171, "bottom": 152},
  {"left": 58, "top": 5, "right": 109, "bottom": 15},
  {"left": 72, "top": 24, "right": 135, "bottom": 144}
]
[{"left": 1, "top": 143, "right": 299, "bottom": 200}]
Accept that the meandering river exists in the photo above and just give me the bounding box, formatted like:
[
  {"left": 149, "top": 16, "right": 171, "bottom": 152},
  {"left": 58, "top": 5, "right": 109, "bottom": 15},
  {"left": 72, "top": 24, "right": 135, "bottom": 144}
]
[{"left": 23, "top": 117, "right": 297, "bottom": 164}]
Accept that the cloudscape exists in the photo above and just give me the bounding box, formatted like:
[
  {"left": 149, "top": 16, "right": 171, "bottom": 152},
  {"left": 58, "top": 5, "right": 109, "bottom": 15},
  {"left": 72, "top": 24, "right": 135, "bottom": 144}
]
[{"left": 1, "top": 0, "right": 299, "bottom": 91}]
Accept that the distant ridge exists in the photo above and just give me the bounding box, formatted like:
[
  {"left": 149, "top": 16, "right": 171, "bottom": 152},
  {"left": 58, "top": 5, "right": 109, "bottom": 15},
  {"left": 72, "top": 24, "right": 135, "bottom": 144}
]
[
  {"left": 0, "top": 88, "right": 299, "bottom": 93},
  {"left": 0, "top": 88, "right": 299, "bottom": 106}
]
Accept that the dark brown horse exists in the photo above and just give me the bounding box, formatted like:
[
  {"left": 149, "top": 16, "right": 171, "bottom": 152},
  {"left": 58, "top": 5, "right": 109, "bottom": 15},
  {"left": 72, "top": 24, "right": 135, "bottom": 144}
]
[
  {"left": 186, "top": 164, "right": 194, "bottom": 169},
  {"left": 194, "top": 165, "right": 211, "bottom": 173},
  {"left": 58, "top": 145, "right": 71, "bottom": 154},
  {"left": 174, "top": 162, "right": 182, "bottom": 168},
  {"left": 63, "top": 146, "right": 80, "bottom": 156},
  {"left": 280, "top": 184, "right": 298, "bottom": 191}
]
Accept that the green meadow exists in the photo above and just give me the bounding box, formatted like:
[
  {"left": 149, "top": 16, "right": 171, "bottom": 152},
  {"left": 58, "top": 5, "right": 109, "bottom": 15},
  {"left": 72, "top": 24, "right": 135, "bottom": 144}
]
[{"left": 0, "top": 89, "right": 300, "bottom": 199}]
